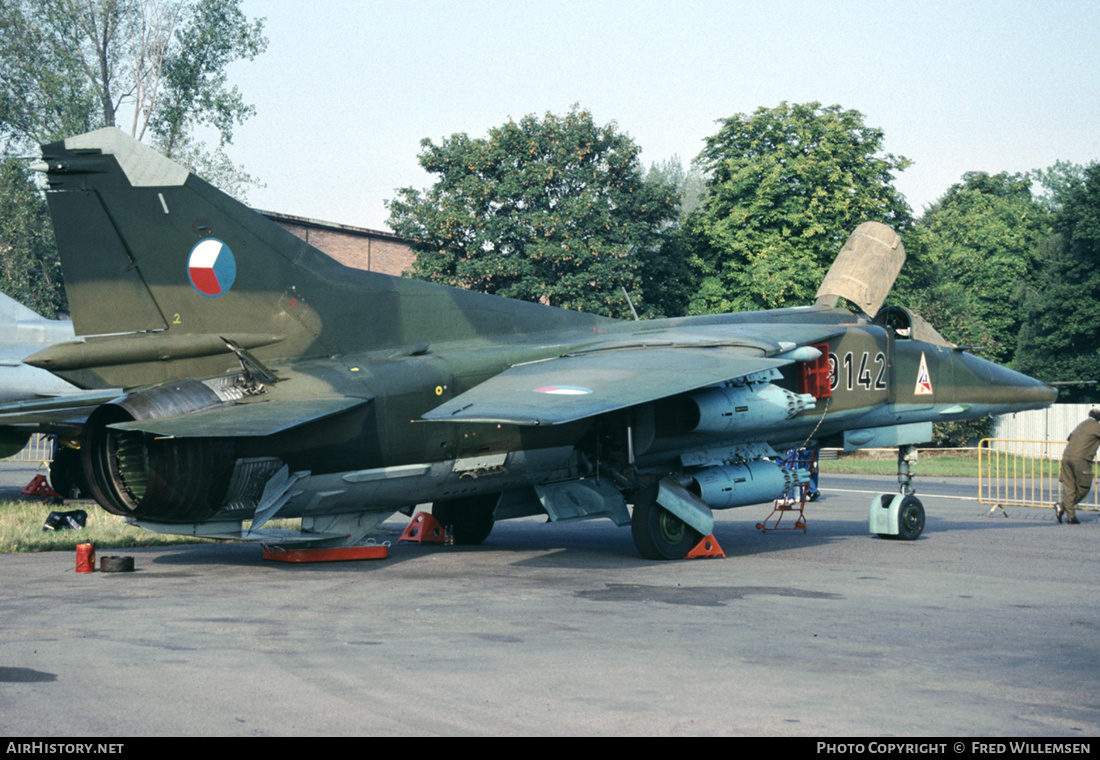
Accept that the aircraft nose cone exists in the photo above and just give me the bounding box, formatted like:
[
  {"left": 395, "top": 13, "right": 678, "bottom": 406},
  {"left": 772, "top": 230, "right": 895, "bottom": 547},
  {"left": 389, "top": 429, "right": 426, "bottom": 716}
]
[
  {"left": 996, "top": 365, "right": 1058, "bottom": 408},
  {"left": 953, "top": 352, "right": 1057, "bottom": 412},
  {"left": 1032, "top": 380, "right": 1059, "bottom": 407}
]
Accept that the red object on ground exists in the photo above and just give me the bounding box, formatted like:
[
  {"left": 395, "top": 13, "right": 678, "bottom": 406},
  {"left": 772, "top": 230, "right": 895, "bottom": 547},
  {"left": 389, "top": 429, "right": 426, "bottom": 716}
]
[
  {"left": 262, "top": 545, "right": 389, "bottom": 563},
  {"left": 687, "top": 534, "right": 725, "bottom": 559},
  {"left": 23, "top": 474, "right": 61, "bottom": 500},
  {"left": 398, "top": 511, "right": 450, "bottom": 544}
]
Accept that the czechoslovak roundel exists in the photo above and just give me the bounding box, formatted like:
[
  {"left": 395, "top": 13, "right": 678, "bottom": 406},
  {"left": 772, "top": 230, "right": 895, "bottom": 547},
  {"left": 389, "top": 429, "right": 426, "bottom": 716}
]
[{"left": 188, "top": 238, "right": 236, "bottom": 298}]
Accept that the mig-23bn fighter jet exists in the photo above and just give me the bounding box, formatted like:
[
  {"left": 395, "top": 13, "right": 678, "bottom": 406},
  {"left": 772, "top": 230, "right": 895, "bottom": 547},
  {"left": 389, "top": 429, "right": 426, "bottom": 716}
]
[{"left": 25, "top": 129, "right": 1056, "bottom": 559}]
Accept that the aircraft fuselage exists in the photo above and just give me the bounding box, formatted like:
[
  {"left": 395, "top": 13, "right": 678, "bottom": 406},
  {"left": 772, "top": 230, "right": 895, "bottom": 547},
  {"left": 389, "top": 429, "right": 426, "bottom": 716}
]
[{"left": 82, "top": 308, "right": 1051, "bottom": 529}]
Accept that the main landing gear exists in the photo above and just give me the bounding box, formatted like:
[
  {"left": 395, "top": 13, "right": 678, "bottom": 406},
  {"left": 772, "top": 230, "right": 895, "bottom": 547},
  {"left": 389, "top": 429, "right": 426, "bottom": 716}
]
[
  {"left": 629, "top": 481, "right": 723, "bottom": 560},
  {"left": 630, "top": 483, "right": 703, "bottom": 560},
  {"left": 431, "top": 494, "right": 497, "bottom": 545}
]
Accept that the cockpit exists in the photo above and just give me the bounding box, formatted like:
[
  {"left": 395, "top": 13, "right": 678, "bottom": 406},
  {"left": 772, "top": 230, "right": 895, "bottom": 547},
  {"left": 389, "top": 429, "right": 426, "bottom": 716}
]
[{"left": 873, "top": 305, "right": 954, "bottom": 347}]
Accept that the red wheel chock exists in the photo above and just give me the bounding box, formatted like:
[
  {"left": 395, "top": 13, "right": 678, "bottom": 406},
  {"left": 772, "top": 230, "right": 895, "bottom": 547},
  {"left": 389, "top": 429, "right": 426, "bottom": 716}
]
[
  {"left": 22, "top": 474, "right": 61, "bottom": 501},
  {"left": 687, "top": 534, "right": 725, "bottom": 559},
  {"left": 399, "top": 511, "right": 451, "bottom": 544}
]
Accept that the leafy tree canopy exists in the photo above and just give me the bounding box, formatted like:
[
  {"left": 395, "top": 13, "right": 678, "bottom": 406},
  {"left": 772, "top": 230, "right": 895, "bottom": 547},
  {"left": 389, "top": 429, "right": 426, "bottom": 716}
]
[
  {"left": 386, "top": 107, "right": 682, "bottom": 319},
  {"left": 0, "top": 160, "right": 64, "bottom": 317},
  {"left": 644, "top": 155, "right": 705, "bottom": 218},
  {"left": 683, "top": 102, "right": 913, "bottom": 314},
  {"left": 0, "top": 0, "right": 266, "bottom": 194},
  {"left": 1029, "top": 160, "right": 1087, "bottom": 214},
  {"left": 903, "top": 171, "right": 1049, "bottom": 365},
  {"left": 0, "top": 0, "right": 265, "bottom": 316},
  {"left": 1015, "top": 162, "right": 1100, "bottom": 401}
]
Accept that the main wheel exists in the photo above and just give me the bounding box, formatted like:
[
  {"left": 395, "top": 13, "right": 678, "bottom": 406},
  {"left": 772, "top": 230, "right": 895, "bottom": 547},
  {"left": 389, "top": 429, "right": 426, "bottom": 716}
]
[
  {"left": 895, "top": 494, "right": 925, "bottom": 540},
  {"left": 431, "top": 494, "right": 497, "bottom": 545},
  {"left": 631, "top": 485, "right": 701, "bottom": 560}
]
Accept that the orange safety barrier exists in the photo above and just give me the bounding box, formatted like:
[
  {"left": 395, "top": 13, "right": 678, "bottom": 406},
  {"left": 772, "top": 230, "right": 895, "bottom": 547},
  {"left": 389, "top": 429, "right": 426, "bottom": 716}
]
[{"left": 978, "top": 438, "right": 1099, "bottom": 514}]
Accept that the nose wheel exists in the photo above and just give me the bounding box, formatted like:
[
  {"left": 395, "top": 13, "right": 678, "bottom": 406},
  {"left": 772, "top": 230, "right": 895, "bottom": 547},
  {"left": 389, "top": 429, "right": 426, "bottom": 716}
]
[{"left": 895, "top": 494, "right": 925, "bottom": 540}]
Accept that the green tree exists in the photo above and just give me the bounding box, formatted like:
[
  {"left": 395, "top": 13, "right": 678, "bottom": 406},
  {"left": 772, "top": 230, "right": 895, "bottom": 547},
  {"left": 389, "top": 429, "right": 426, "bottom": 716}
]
[
  {"left": 644, "top": 155, "right": 705, "bottom": 218},
  {"left": 147, "top": 0, "right": 266, "bottom": 191},
  {"left": 1015, "top": 162, "right": 1100, "bottom": 401},
  {"left": 0, "top": 0, "right": 265, "bottom": 314},
  {"left": 905, "top": 172, "right": 1049, "bottom": 366},
  {"left": 386, "top": 108, "right": 682, "bottom": 319},
  {"left": 0, "top": 160, "right": 65, "bottom": 317},
  {"left": 0, "top": 0, "right": 266, "bottom": 192},
  {"left": 683, "top": 102, "right": 913, "bottom": 314},
  {"left": 638, "top": 156, "right": 706, "bottom": 318},
  {"left": 1029, "top": 160, "right": 1087, "bottom": 214},
  {"left": 0, "top": 2, "right": 98, "bottom": 145}
]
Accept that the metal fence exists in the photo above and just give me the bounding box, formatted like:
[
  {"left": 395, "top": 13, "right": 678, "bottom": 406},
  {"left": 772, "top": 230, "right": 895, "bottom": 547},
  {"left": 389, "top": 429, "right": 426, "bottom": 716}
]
[
  {"left": 978, "top": 437, "right": 1098, "bottom": 513},
  {"left": 992, "top": 404, "right": 1096, "bottom": 445}
]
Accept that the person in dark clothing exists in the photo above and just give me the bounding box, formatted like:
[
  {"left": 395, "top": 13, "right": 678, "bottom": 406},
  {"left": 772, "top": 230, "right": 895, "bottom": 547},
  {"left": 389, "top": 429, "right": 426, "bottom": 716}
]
[
  {"left": 781, "top": 448, "right": 820, "bottom": 503},
  {"left": 801, "top": 447, "right": 820, "bottom": 501},
  {"left": 1055, "top": 409, "right": 1100, "bottom": 524}
]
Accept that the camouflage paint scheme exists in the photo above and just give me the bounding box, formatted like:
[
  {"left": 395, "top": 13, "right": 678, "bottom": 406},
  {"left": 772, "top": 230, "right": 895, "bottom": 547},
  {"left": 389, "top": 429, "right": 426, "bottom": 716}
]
[{"left": 22, "top": 129, "right": 1056, "bottom": 558}]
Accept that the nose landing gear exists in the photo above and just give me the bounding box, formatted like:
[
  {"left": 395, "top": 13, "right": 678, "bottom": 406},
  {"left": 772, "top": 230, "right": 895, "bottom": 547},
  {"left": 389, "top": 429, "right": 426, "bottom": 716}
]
[{"left": 869, "top": 445, "right": 925, "bottom": 540}]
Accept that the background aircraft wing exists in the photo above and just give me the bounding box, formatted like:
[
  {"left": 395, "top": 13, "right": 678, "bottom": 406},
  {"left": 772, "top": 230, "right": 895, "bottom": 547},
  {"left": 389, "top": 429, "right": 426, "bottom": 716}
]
[
  {"left": 422, "top": 346, "right": 793, "bottom": 425},
  {"left": 0, "top": 389, "right": 123, "bottom": 426}
]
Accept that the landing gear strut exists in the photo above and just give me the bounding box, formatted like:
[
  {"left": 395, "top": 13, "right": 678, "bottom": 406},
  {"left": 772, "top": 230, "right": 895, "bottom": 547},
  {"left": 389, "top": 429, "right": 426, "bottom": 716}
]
[{"left": 869, "top": 445, "right": 925, "bottom": 540}]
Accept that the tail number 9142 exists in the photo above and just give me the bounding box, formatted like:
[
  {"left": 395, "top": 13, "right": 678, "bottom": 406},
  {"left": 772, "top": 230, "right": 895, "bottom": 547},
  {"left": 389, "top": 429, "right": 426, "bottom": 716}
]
[{"left": 829, "top": 351, "right": 888, "bottom": 393}]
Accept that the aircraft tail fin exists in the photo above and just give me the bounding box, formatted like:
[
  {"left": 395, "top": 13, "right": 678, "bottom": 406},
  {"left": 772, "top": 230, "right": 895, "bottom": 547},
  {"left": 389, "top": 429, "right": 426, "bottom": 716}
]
[
  {"left": 0, "top": 292, "right": 75, "bottom": 346},
  {"left": 0, "top": 292, "right": 53, "bottom": 324},
  {"left": 35, "top": 129, "right": 606, "bottom": 385}
]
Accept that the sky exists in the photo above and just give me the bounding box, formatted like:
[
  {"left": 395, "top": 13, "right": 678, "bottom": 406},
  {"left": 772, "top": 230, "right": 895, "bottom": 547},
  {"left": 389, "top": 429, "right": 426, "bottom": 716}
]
[{"left": 223, "top": 0, "right": 1100, "bottom": 231}]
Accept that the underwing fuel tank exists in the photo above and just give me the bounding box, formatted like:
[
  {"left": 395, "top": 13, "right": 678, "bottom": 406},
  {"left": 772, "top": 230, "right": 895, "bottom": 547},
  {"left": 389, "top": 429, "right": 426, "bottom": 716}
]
[
  {"left": 689, "top": 460, "right": 810, "bottom": 509},
  {"left": 685, "top": 383, "right": 816, "bottom": 434}
]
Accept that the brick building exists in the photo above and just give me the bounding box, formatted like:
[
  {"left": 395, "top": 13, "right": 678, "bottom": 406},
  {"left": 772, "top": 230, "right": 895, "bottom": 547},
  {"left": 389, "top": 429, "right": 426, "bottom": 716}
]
[{"left": 260, "top": 210, "right": 415, "bottom": 277}]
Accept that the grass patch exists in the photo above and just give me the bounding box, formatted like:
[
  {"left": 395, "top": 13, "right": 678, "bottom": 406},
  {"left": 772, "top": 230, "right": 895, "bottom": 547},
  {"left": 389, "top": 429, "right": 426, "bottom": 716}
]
[
  {"left": 0, "top": 499, "right": 324, "bottom": 554},
  {"left": 0, "top": 499, "right": 214, "bottom": 554},
  {"left": 818, "top": 449, "right": 983, "bottom": 478}
]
